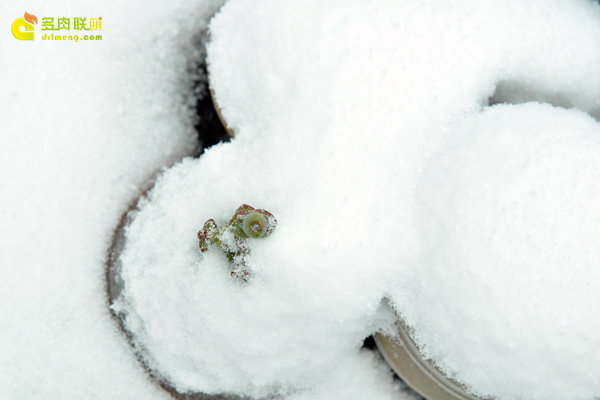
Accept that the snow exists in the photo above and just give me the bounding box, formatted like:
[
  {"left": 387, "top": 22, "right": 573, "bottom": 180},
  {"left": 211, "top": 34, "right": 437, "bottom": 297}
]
[
  {"left": 410, "top": 103, "right": 600, "bottom": 400},
  {"left": 116, "top": 1, "right": 600, "bottom": 399},
  {"left": 3, "top": 0, "right": 600, "bottom": 400},
  {"left": 0, "top": 0, "right": 224, "bottom": 399}
]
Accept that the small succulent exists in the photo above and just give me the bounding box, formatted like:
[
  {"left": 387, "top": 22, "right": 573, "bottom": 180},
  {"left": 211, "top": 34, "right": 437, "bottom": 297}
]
[{"left": 197, "top": 204, "right": 277, "bottom": 281}]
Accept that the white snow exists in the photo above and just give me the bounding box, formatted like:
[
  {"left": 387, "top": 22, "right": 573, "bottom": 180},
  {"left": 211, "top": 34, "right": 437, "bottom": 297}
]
[
  {"left": 4, "top": 0, "right": 600, "bottom": 400},
  {"left": 410, "top": 103, "right": 600, "bottom": 400},
  {"left": 116, "top": 1, "right": 600, "bottom": 400},
  {"left": 0, "top": 0, "right": 224, "bottom": 399}
]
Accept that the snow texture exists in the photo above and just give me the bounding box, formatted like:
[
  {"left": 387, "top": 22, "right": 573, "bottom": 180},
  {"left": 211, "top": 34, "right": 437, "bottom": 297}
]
[
  {"left": 0, "top": 0, "right": 224, "bottom": 399},
  {"left": 116, "top": 1, "right": 600, "bottom": 400},
  {"left": 412, "top": 103, "right": 600, "bottom": 400},
  {"left": 3, "top": 0, "right": 600, "bottom": 399}
]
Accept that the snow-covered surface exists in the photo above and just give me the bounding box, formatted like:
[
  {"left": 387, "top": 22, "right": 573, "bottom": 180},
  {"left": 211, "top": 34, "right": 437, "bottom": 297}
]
[
  {"left": 115, "top": 1, "right": 600, "bottom": 400},
  {"left": 0, "top": 0, "right": 223, "bottom": 399},
  {"left": 412, "top": 103, "right": 600, "bottom": 400},
  {"left": 4, "top": 0, "right": 600, "bottom": 400}
]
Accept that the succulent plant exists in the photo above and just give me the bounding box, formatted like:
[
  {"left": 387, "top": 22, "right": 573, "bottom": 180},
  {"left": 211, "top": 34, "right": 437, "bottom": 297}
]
[{"left": 197, "top": 204, "right": 277, "bottom": 281}]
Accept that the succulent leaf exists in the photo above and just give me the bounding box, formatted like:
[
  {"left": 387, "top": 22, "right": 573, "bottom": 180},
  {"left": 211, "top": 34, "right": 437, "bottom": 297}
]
[{"left": 197, "top": 205, "right": 277, "bottom": 281}]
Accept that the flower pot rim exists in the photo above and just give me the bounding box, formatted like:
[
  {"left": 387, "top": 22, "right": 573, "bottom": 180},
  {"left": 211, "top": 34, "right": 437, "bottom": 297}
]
[{"left": 375, "top": 317, "right": 481, "bottom": 400}]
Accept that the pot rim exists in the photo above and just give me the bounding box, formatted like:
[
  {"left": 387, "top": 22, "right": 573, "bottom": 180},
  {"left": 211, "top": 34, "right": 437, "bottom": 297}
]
[{"left": 374, "top": 318, "right": 481, "bottom": 400}]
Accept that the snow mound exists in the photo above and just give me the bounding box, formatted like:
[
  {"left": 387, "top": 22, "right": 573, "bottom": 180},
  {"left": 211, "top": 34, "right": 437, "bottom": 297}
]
[
  {"left": 115, "top": 1, "right": 600, "bottom": 399},
  {"left": 412, "top": 103, "right": 600, "bottom": 400},
  {"left": 0, "top": 0, "right": 224, "bottom": 399}
]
